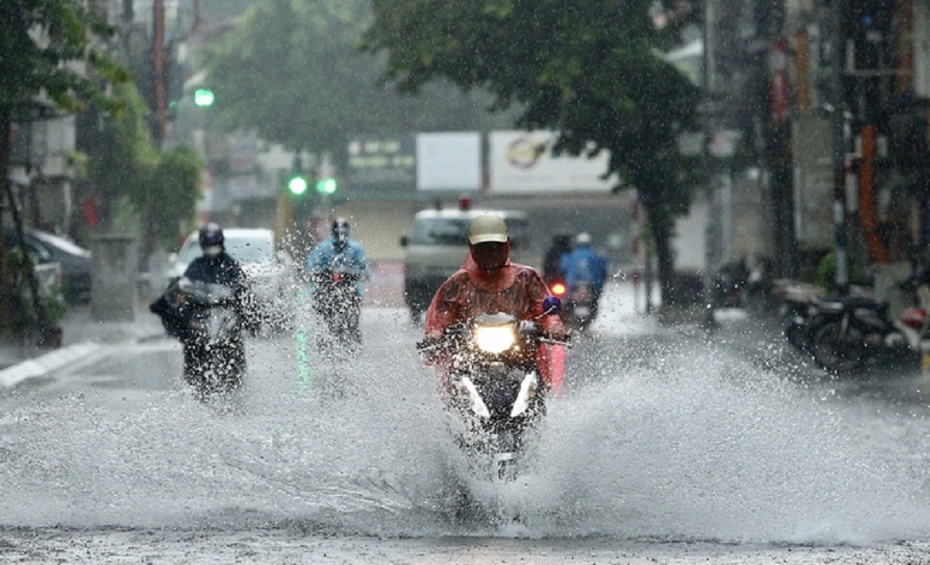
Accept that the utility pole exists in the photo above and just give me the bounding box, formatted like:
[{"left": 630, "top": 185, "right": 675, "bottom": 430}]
[
  {"left": 701, "top": 0, "right": 717, "bottom": 322},
  {"left": 153, "top": 0, "right": 167, "bottom": 142},
  {"left": 831, "top": 0, "right": 849, "bottom": 294}
]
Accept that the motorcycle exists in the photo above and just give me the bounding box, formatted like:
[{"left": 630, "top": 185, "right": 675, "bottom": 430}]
[
  {"left": 775, "top": 280, "right": 825, "bottom": 354},
  {"left": 803, "top": 282, "right": 930, "bottom": 374},
  {"left": 710, "top": 261, "right": 749, "bottom": 309},
  {"left": 417, "top": 297, "right": 568, "bottom": 482},
  {"left": 564, "top": 280, "right": 598, "bottom": 331},
  {"left": 311, "top": 268, "right": 362, "bottom": 349},
  {"left": 174, "top": 277, "right": 245, "bottom": 398}
]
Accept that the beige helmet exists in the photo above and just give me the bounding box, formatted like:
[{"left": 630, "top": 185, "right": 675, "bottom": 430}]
[{"left": 467, "top": 213, "right": 509, "bottom": 245}]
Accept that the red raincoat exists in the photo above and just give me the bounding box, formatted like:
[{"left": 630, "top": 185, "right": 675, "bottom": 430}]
[{"left": 424, "top": 248, "right": 566, "bottom": 393}]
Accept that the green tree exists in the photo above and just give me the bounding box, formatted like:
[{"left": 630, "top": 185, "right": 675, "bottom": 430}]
[
  {"left": 88, "top": 83, "right": 202, "bottom": 267},
  {"left": 361, "top": 0, "right": 702, "bottom": 305},
  {"left": 201, "top": 0, "right": 515, "bottom": 157},
  {"left": 147, "top": 146, "right": 203, "bottom": 250},
  {"left": 0, "top": 0, "right": 129, "bottom": 338},
  {"left": 89, "top": 83, "right": 160, "bottom": 230}
]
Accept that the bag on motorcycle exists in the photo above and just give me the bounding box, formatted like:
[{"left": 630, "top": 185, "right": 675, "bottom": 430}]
[{"left": 149, "top": 278, "right": 192, "bottom": 341}]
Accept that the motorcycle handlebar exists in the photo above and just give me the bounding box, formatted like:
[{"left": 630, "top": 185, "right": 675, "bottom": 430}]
[{"left": 310, "top": 270, "right": 362, "bottom": 283}]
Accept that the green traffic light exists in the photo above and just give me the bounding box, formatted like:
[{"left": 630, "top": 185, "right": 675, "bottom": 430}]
[
  {"left": 194, "top": 88, "right": 215, "bottom": 107},
  {"left": 288, "top": 175, "right": 308, "bottom": 195},
  {"left": 316, "top": 177, "right": 337, "bottom": 194}
]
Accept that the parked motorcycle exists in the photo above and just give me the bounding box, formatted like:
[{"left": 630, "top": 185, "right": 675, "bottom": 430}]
[
  {"left": 775, "top": 280, "right": 825, "bottom": 354},
  {"left": 417, "top": 297, "right": 568, "bottom": 482},
  {"left": 710, "top": 260, "right": 749, "bottom": 309},
  {"left": 803, "top": 282, "right": 930, "bottom": 374},
  {"left": 174, "top": 277, "right": 245, "bottom": 398}
]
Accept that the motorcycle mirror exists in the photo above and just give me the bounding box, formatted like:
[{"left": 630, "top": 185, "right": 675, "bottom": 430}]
[{"left": 542, "top": 296, "right": 562, "bottom": 315}]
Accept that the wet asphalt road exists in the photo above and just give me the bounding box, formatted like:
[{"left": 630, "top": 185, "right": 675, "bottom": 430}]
[{"left": 1, "top": 284, "right": 928, "bottom": 563}]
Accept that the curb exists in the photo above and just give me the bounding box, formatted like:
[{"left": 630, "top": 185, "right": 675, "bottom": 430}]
[
  {"left": 0, "top": 323, "right": 165, "bottom": 388},
  {"left": 0, "top": 342, "right": 103, "bottom": 388}
]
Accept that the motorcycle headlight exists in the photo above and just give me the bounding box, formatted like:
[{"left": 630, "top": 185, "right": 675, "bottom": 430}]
[{"left": 473, "top": 324, "right": 517, "bottom": 354}]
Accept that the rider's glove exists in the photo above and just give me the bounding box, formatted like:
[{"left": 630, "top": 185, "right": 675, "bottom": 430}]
[
  {"left": 416, "top": 331, "right": 443, "bottom": 351},
  {"left": 544, "top": 326, "right": 568, "bottom": 342},
  {"left": 422, "top": 331, "right": 443, "bottom": 346}
]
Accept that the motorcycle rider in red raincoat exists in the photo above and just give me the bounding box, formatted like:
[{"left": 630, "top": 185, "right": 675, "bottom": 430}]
[{"left": 422, "top": 213, "right": 568, "bottom": 394}]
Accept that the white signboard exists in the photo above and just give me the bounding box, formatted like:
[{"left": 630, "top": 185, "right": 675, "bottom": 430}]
[
  {"left": 489, "top": 130, "right": 616, "bottom": 193},
  {"left": 416, "top": 132, "right": 482, "bottom": 191}
]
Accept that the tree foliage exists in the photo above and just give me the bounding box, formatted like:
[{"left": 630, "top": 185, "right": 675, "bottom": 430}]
[
  {"left": 148, "top": 146, "right": 203, "bottom": 249},
  {"left": 89, "top": 83, "right": 159, "bottom": 216},
  {"left": 200, "top": 0, "right": 516, "bottom": 156},
  {"left": 0, "top": 0, "right": 129, "bottom": 339},
  {"left": 0, "top": 0, "right": 129, "bottom": 117},
  {"left": 88, "top": 83, "right": 202, "bottom": 251},
  {"left": 362, "top": 0, "right": 702, "bottom": 303}
]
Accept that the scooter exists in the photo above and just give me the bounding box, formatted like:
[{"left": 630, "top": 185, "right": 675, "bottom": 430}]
[
  {"left": 775, "top": 280, "right": 824, "bottom": 354},
  {"left": 417, "top": 297, "right": 568, "bottom": 482},
  {"left": 175, "top": 277, "right": 245, "bottom": 399},
  {"left": 311, "top": 268, "right": 362, "bottom": 349},
  {"left": 805, "top": 282, "right": 930, "bottom": 374},
  {"left": 564, "top": 280, "right": 599, "bottom": 331}
]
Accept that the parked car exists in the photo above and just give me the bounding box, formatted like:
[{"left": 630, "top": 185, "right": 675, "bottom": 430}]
[
  {"left": 3, "top": 228, "right": 91, "bottom": 304},
  {"left": 164, "top": 228, "right": 298, "bottom": 333}
]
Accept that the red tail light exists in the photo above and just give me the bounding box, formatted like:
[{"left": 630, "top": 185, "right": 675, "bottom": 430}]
[{"left": 901, "top": 308, "right": 926, "bottom": 329}]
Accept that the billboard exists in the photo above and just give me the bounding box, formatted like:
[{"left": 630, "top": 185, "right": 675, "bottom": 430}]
[
  {"left": 489, "top": 130, "right": 616, "bottom": 193},
  {"left": 416, "top": 132, "right": 482, "bottom": 191},
  {"left": 347, "top": 134, "right": 416, "bottom": 189}
]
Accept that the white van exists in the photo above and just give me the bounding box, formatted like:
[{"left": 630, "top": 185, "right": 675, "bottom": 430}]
[{"left": 400, "top": 208, "right": 532, "bottom": 322}]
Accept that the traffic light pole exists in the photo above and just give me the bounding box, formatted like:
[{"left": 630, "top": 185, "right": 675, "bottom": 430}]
[
  {"left": 315, "top": 151, "right": 336, "bottom": 224},
  {"left": 832, "top": 0, "right": 849, "bottom": 294}
]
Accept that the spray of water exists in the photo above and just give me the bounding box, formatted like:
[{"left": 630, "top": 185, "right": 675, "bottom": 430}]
[{"left": 0, "top": 286, "right": 927, "bottom": 544}]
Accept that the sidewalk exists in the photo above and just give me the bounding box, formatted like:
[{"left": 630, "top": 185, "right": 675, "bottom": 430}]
[
  {"left": 0, "top": 302, "right": 165, "bottom": 384},
  {"left": 0, "top": 259, "right": 407, "bottom": 377}
]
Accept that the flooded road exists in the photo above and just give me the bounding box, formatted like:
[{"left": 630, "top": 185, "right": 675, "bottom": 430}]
[{"left": 1, "top": 284, "right": 928, "bottom": 563}]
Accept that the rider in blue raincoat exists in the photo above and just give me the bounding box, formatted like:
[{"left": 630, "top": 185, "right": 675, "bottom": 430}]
[
  {"left": 559, "top": 233, "right": 608, "bottom": 293},
  {"left": 305, "top": 217, "right": 371, "bottom": 345},
  {"left": 559, "top": 232, "right": 609, "bottom": 321}
]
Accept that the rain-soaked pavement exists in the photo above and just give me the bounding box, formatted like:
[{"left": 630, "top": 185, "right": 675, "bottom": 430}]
[{"left": 0, "top": 282, "right": 928, "bottom": 563}]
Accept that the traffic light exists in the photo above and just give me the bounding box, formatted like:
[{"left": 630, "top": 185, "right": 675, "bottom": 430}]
[
  {"left": 288, "top": 174, "right": 308, "bottom": 195},
  {"left": 316, "top": 177, "right": 337, "bottom": 194},
  {"left": 193, "top": 88, "right": 215, "bottom": 107}
]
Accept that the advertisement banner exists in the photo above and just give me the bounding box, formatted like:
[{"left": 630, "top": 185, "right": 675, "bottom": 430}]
[
  {"left": 489, "top": 131, "right": 616, "bottom": 193},
  {"left": 416, "top": 132, "right": 482, "bottom": 191},
  {"left": 347, "top": 134, "right": 416, "bottom": 189}
]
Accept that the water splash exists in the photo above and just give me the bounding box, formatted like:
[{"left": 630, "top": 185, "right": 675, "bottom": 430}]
[{"left": 0, "top": 288, "right": 927, "bottom": 545}]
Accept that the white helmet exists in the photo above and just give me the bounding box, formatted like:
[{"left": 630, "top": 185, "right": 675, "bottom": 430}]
[
  {"left": 576, "top": 232, "right": 592, "bottom": 246},
  {"left": 467, "top": 213, "right": 509, "bottom": 245}
]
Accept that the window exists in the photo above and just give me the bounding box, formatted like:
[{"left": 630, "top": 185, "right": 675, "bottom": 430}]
[{"left": 411, "top": 219, "right": 471, "bottom": 246}]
